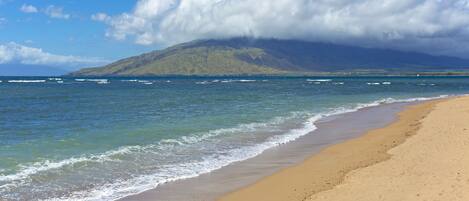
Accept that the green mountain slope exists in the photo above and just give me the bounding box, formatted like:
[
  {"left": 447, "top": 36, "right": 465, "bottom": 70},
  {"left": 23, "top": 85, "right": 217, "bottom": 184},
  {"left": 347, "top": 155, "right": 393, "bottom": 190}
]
[{"left": 70, "top": 38, "right": 469, "bottom": 76}]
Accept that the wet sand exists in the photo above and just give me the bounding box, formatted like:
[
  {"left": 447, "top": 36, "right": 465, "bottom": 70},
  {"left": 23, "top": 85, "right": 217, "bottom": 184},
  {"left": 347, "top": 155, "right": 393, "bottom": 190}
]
[
  {"left": 123, "top": 101, "right": 416, "bottom": 201},
  {"left": 220, "top": 97, "right": 469, "bottom": 201}
]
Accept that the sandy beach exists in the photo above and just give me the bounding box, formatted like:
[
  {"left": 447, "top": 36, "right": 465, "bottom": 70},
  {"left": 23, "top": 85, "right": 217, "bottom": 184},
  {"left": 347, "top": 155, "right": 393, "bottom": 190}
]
[
  {"left": 219, "top": 96, "right": 469, "bottom": 201},
  {"left": 122, "top": 101, "right": 412, "bottom": 201}
]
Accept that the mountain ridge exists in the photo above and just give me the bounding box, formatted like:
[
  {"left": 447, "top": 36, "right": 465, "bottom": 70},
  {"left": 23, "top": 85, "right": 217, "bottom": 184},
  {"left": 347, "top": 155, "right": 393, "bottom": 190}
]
[{"left": 70, "top": 38, "right": 469, "bottom": 76}]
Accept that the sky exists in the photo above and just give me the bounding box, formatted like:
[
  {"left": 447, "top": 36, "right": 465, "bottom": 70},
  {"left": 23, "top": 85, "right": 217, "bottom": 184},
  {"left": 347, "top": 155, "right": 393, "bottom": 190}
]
[{"left": 1, "top": 0, "right": 469, "bottom": 72}]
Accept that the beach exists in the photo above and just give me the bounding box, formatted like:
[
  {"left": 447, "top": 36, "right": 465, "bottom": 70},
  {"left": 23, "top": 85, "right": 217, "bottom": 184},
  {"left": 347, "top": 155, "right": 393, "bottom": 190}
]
[
  {"left": 122, "top": 99, "right": 415, "bottom": 201},
  {"left": 3, "top": 77, "right": 469, "bottom": 200},
  {"left": 219, "top": 96, "right": 469, "bottom": 201}
]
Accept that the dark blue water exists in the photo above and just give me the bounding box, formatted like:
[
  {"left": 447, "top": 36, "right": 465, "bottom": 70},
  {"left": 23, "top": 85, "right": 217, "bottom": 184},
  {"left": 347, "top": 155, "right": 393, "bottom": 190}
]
[{"left": 0, "top": 76, "right": 468, "bottom": 200}]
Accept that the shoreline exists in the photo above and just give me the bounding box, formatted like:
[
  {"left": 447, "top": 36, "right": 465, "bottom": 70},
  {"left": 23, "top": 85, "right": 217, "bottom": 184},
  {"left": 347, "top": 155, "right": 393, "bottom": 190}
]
[
  {"left": 122, "top": 99, "right": 428, "bottom": 201},
  {"left": 218, "top": 98, "right": 444, "bottom": 201}
]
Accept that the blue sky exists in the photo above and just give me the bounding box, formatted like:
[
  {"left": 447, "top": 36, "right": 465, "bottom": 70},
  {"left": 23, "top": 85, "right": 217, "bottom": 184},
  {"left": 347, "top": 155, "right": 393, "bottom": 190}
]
[
  {"left": 2, "top": 0, "right": 469, "bottom": 72},
  {"left": 0, "top": 0, "right": 157, "bottom": 68}
]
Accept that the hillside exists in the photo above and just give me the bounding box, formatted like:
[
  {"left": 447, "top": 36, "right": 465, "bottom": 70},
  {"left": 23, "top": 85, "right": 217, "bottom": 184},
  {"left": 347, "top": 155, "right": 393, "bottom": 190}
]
[{"left": 70, "top": 38, "right": 469, "bottom": 76}]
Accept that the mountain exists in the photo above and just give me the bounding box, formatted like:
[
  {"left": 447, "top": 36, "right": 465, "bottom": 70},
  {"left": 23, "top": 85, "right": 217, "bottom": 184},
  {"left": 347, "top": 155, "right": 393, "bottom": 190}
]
[
  {"left": 0, "top": 64, "right": 69, "bottom": 76},
  {"left": 70, "top": 38, "right": 469, "bottom": 76}
]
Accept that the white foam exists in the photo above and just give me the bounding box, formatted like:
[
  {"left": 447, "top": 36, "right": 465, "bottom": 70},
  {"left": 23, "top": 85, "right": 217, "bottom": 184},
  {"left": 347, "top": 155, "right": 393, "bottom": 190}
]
[
  {"left": 197, "top": 79, "right": 258, "bottom": 84},
  {"left": 8, "top": 80, "right": 46, "bottom": 83},
  {"left": 418, "top": 83, "right": 436, "bottom": 86},
  {"left": 75, "top": 79, "right": 109, "bottom": 83},
  {"left": 97, "top": 81, "right": 110, "bottom": 84},
  {"left": 196, "top": 81, "right": 210, "bottom": 85},
  {"left": 307, "top": 79, "right": 332, "bottom": 82},
  {"left": 367, "top": 82, "right": 381, "bottom": 85},
  {"left": 220, "top": 79, "right": 256, "bottom": 83},
  {"left": 137, "top": 80, "right": 153, "bottom": 85},
  {"left": 88, "top": 79, "right": 108, "bottom": 82},
  {"left": 382, "top": 82, "right": 391, "bottom": 85},
  {"left": 238, "top": 79, "right": 256, "bottom": 82},
  {"left": 36, "top": 94, "right": 453, "bottom": 201},
  {"left": 48, "top": 78, "right": 62, "bottom": 81},
  {"left": 0, "top": 146, "right": 140, "bottom": 183},
  {"left": 121, "top": 79, "right": 139, "bottom": 82}
]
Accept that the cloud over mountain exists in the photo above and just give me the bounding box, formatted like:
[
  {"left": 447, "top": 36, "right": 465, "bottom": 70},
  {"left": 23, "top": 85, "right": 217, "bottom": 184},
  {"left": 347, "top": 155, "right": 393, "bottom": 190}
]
[{"left": 94, "top": 0, "right": 469, "bottom": 58}]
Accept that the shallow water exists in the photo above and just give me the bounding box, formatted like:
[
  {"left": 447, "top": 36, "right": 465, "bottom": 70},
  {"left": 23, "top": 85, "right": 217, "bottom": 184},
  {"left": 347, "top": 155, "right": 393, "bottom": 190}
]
[{"left": 0, "top": 76, "right": 468, "bottom": 200}]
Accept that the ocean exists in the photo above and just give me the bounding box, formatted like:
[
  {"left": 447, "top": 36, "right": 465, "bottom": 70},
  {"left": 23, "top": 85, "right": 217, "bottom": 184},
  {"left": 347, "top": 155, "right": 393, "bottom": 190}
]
[{"left": 0, "top": 76, "right": 468, "bottom": 201}]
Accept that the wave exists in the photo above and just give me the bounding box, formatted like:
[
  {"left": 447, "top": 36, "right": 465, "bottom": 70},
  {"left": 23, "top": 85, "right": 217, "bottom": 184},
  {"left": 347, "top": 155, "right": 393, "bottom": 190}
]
[
  {"left": 8, "top": 80, "right": 46, "bottom": 83},
  {"left": 195, "top": 81, "right": 210, "bottom": 85},
  {"left": 75, "top": 79, "right": 108, "bottom": 82},
  {"left": 0, "top": 114, "right": 300, "bottom": 185},
  {"left": 221, "top": 79, "right": 256, "bottom": 83},
  {"left": 417, "top": 83, "right": 436, "bottom": 86},
  {"left": 306, "top": 79, "right": 332, "bottom": 82},
  {"left": 196, "top": 79, "right": 258, "bottom": 85},
  {"left": 3, "top": 94, "right": 452, "bottom": 201},
  {"left": 121, "top": 79, "right": 139, "bottom": 82},
  {"left": 48, "top": 78, "right": 62, "bottom": 81},
  {"left": 121, "top": 80, "right": 154, "bottom": 84}
]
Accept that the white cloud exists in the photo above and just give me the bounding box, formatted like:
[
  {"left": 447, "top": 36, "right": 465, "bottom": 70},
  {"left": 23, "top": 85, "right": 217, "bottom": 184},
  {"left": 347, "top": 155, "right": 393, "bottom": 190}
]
[
  {"left": 0, "top": 17, "right": 6, "bottom": 25},
  {"left": 91, "top": 12, "right": 110, "bottom": 22},
  {"left": 19, "top": 4, "right": 71, "bottom": 20},
  {"left": 0, "top": 42, "right": 109, "bottom": 69},
  {"left": 20, "top": 4, "right": 38, "bottom": 13},
  {"left": 44, "top": 5, "right": 70, "bottom": 19},
  {"left": 96, "top": 0, "right": 469, "bottom": 58}
]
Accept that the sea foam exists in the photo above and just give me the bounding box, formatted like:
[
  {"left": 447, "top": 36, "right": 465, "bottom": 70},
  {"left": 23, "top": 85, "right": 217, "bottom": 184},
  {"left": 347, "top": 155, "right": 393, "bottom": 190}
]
[{"left": 8, "top": 80, "right": 46, "bottom": 83}]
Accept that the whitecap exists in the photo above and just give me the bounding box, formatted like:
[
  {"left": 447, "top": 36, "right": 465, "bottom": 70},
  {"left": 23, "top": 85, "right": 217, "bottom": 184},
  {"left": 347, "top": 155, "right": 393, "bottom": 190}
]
[
  {"left": 196, "top": 81, "right": 210, "bottom": 85},
  {"left": 48, "top": 78, "right": 62, "bottom": 81},
  {"left": 8, "top": 80, "right": 46, "bottom": 83},
  {"left": 121, "top": 79, "right": 139, "bottom": 82},
  {"left": 220, "top": 79, "right": 256, "bottom": 83},
  {"left": 306, "top": 79, "right": 332, "bottom": 82}
]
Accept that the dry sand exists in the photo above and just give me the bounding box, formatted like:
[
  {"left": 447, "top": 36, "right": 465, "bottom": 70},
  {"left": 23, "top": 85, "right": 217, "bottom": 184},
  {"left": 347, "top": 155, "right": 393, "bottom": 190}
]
[{"left": 219, "top": 96, "right": 469, "bottom": 201}]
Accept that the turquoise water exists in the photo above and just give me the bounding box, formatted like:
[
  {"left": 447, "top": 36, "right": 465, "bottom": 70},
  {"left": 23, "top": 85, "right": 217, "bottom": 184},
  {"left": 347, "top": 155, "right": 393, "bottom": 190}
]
[{"left": 0, "top": 76, "right": 468, "bottom": 200}]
